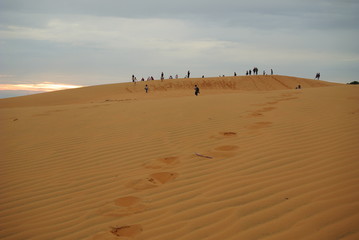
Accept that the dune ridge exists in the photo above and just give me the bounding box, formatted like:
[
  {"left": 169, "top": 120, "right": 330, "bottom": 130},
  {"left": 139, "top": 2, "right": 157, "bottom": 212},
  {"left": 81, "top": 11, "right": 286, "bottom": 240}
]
[
  {"left": 1, "top": 76, "right": 358, "bottom": 240},
  {"left": 0, "top": 75, "right": 338, "bottom": 108}
]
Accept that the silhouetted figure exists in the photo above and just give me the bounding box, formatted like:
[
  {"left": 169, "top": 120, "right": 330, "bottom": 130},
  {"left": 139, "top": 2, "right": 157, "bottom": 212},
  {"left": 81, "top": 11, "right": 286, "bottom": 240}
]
[
  {"left": 315, "top": 73, "right": 320, "bottom": 80},
  {"left": 202, "top": 75, "right": 205, "bottom": 78},
  {"left": 271, "top": 69, "right": 273, "bottom": 75},
  {"left": 144, "top": 84, "right": 149, "bottom": 93},
  {"left": 161, "top": 72, "right": 164, "bottom": 81},
  {"left": 194, "top": 85, "right": 200, "bottom": 96},
  {"left": 249, "top": 70, "right": 252, "bottom": 75},
  {"left": 234, "top": 72, "right": 237, "bottom": 76},
  {"left": 187, "top": 70, "right": 191, "bottom": 78},
  {"left": 169, "top": 75, "right": 173, "bottom": 79},
  {"left": 132, "top": 75, "right": 135, "bottom": 83},
  {"left": 246, "top": 71, "right": 248, "bottom": 75},
  {"left": 263, "top": 70, "right": 266, "bottom": 75}
]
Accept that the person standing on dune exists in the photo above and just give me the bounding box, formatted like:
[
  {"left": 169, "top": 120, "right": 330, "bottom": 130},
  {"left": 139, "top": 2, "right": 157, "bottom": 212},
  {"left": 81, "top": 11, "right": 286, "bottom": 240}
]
[
  {"left": 194, "top": 85, "right": 200, "bottom": 96},
  {"left": 188, "top": 70, "right": 191, "bottom": 78},
  {"left": 144, "top": 84, "right": 149, "bottom": 93}
]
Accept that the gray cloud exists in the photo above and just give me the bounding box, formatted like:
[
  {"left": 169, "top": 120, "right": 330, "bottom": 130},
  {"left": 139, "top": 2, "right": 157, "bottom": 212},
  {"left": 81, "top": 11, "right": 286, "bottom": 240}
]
[{"left": 0, "top": 0, "right": 358, "bottom": 96}]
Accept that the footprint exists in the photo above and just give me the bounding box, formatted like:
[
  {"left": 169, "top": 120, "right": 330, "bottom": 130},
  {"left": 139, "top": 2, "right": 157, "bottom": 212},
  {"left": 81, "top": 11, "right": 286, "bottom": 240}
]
[
  {"left": 143, "top": 156, "right": 179, "bottom": 169},
  {"left": 148, "top": 172, "right": 178, "bottom": 184},
  {"left": 246, "top": 121, "right": 272, "bottom": 130},
  {"left": 220, "top": 132, "right": 237, "bottom": 137},
  {"left": 203, "top": 145, "right": 239, "bottom": 158},
  {"left": 127, "top": 172, "right": 178, "bottom": 190},
  {"left": 210, "top": 131, "right": 237, "bottom": 139},
  {"left": 98, "top": 196, "right": 147, "bottom": 216},
  {"left": 110, "top": 225, "right": 143, "bottom": 238},
  {"left": 114, "top": 196, "right": 141, "bottom": 207}
]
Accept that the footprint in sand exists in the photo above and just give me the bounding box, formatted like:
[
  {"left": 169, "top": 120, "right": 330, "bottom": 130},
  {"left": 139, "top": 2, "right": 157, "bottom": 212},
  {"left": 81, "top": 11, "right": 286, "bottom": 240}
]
[
  {"left": 199, "top": 145, "right": 239, "bottom": 159},
  {"left": 247, "top": 106, "right": 276, "bottom": 118},
  {"left": 91, "top": 225, "right": 143, "bottom": 240},
  {"left": 143, "top": 156, "right": 180, "bottom": 169},
  {"left": 126, "top": 172, "right": 178, "bottom": 190},
  {"left": 110, "top": 225, "right": 143, "bottom": 238},
  {"left": 98, "top": 196, "right": 147, "bottom": 217},
  {"left": 210, "top": 131, "right": 238, "bottom": 139}
]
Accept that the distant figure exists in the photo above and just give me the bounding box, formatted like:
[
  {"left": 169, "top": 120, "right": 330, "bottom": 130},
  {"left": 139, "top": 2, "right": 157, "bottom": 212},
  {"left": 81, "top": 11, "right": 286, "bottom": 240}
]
[
  {"left": 194, "top": 85, "right": 200, "bottom": 96},
  {"left": 187, "top": 70, "right": 191, "bottom": 78},
  {"left": 249, "top": 70, "right": 252, "bottom": 75},
  {"left": 132, "top": 75, "right": 135, "bottom": 83},
  {"left": 315, "top": 73, "right": 320, "bottom": 80},
  {"left": 141, "top": 77, "right": 144, "bottom": 81},
  {"left": 263, "top": 70, "right": 266, "bottom": 75},
  {"left": 296, "top": 85, "right": 301, "bottom": 89},
  {"left": 161, "top": 72, "right": 164, "bottom": 81},
  {"left": 144, "top": 84, "right": 149, "bottom": 93},
  {"left": 169, "top": 75, "right": 173, "bottom": 79},
  {"left": 271, "top": 69, "right": 273, "bottom": 75},
  {"left": 202, "top": 75, "right": 205, "bottom": 78},
  {"left": 246, "top": 71, "right": 248, "bottom": 75},
  {"left": 175, "top": 74, "right": 178, "bottom": 79},
  {"left": 234, "top": 72, "right": 237, "bottom": 76}
]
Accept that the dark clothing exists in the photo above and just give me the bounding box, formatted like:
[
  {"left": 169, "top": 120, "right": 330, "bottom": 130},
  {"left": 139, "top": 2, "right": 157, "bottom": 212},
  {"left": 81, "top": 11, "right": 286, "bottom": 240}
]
[{"left": 194, "top": 86, "right": 200, "bottom": 96}]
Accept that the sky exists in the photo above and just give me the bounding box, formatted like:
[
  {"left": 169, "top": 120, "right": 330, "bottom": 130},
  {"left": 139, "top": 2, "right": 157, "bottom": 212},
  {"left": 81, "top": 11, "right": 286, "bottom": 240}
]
[{"left": 0, "top": 0, "right": 358, "bottom": 98}]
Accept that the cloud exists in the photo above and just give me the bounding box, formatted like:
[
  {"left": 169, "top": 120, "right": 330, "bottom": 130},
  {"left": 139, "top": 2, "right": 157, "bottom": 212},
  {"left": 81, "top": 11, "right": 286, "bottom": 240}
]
[{"left": 0, "top": 82, "right": 83, "bottom": 92}]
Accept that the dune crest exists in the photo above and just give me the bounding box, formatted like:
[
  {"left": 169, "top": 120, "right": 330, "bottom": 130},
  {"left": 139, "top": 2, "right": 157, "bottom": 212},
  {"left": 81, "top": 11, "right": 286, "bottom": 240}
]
[{"left": 0, "top": 75, "right": 338, "bottom": 108}]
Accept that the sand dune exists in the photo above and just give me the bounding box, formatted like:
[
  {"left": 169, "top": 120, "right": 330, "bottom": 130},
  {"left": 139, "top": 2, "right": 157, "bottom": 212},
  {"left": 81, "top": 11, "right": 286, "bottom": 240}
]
[
  {"left": 1, "top": 76, "right": 358, "bottom": 240},
  {"left": 0, "top": 75, "right": 337, "bottom": 108}
]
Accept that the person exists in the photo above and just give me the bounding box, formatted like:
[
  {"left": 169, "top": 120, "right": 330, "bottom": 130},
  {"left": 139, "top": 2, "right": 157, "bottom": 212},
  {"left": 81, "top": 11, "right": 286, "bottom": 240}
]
[
  {"left": 246, "top": 71, "right": 248, "bottom": 75},
  {"left": 161, "top": 72, "right": 164, "bottom": 81},
  {"left": 132, "top": 75, "right": 135, "bottom": 83},
  {"left": 234, "top": 72, "right": 237, "bottom": 76},
  {"left": 187, "top": 70, "right": 191, "bottom": 78},
  {"left": 315, "top": 73, "right": 320, "bottom": 80},
  {"left": 144, "top": 84, "right": 149, "bottom": 93},
  {"left": 194, "top": 85, "right": 200, "bottom": 96},
  {"left": 271, "top": 69, "right": 273, "bottom": 75},
  {"left": 249, "top": 70, "right": 252, "bottom": 75}
]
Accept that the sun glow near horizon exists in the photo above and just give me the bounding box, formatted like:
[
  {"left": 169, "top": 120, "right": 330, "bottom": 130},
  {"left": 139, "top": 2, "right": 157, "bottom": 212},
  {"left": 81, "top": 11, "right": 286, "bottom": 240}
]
[{"left": 0, "top": 82, "right": 84, "bottom": 92}]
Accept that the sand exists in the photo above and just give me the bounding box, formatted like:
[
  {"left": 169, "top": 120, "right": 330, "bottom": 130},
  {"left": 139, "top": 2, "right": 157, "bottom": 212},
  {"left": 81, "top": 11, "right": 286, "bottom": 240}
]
[{"left": 1, "top": 75, "right": 358, "bottom": 240}]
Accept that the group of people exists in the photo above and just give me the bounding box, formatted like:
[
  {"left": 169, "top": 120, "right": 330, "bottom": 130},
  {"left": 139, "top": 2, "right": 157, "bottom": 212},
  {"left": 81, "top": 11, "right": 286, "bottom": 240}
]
[{"left": 245, "top": 67, "right": 273, "bottom": 76}]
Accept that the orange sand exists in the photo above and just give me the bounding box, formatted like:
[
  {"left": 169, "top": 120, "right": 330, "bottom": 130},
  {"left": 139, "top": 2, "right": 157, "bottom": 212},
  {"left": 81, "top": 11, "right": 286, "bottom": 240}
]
[{"left": 1, "top": 75, "right": 358, "bottom": 240}]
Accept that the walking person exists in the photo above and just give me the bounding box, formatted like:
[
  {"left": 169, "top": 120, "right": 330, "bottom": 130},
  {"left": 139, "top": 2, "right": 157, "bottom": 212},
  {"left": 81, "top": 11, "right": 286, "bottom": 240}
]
[
  {"left": 187, "top": 70, "right": 191, "bottom": 78},
  {"left": 144, "top": 84, "right": 149, "bottom": 93},
  {"left": 194, "top": 85, "right": 200, "bottom": 96}
]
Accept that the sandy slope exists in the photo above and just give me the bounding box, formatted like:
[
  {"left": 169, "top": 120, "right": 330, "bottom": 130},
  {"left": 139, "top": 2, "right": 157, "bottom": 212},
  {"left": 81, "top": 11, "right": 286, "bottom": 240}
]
[{"left": 0, "top": 76, "right": 358, "bottom": 240}]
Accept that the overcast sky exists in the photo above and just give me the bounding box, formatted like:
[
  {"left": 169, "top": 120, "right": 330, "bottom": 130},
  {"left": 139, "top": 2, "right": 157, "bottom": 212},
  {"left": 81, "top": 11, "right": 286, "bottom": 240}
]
[{"left": 0, "top": 0, "right": 358, "bottom": 98}]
